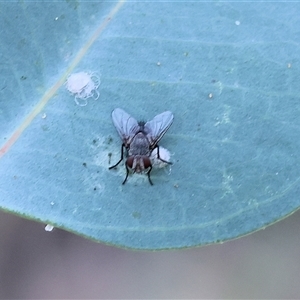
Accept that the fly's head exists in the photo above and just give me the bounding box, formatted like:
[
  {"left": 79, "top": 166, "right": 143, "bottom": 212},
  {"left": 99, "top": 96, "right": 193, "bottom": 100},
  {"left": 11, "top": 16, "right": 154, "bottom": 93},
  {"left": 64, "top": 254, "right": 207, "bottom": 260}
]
[{"left": 126, "top": 155, "right": 152, "bottom": 174}]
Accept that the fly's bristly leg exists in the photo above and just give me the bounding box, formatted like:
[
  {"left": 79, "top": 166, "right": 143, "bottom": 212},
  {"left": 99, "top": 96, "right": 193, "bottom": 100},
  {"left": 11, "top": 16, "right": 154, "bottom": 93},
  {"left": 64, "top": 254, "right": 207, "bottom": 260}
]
[
  {"left": 109, "top": 144, "right": 125, "bottom": 169},
  {"left": 146, "top": 166, "right": 154, "bottom": 185},
  {"left": 122, "top": 163, "right": 130, "bottom": 185},
  {"left": 155, "top": 145, "right": 173, "bottom": 165}
]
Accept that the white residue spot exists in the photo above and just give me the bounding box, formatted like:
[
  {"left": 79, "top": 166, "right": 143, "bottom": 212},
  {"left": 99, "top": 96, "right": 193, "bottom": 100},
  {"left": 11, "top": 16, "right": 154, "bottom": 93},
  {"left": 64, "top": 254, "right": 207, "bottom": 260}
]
[
  {"left": 65, "top": 72, "right": 100, "bottom": 106},
  {"left": 150, "top": 146, "right": 171, "bottom": 168},
  {"left": 235, "top": 20, "right": 240, "bottom": 26},
  {"left": 45, "top": 224, "right": 54, "bottom": 232},
  {"left": 41, "top": 113, "right": 47, "bottom": 119}
]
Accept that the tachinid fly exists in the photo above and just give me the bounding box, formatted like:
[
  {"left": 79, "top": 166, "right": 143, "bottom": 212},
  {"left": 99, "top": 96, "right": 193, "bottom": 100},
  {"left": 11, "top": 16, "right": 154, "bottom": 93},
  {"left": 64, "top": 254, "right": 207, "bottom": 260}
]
[{"left": 109, "top": 108, "right": 174, "bottom": 185}]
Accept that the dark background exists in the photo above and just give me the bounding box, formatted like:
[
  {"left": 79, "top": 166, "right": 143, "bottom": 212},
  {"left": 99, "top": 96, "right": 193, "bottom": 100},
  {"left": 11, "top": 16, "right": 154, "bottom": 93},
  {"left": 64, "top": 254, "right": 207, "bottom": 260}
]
[{"left": 0, "top": 209, "right": 299, "bottom": 299}]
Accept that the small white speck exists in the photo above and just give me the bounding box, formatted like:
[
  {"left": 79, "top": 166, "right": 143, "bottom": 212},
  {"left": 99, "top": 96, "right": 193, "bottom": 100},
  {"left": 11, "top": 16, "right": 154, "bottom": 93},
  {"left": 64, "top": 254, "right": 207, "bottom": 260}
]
[
  {"left": 235, "top": 20, "right": 240, "bottom": 26},
  {"left": 55, "top": 17, "right": 59, "bottom": 21},
  {"left": 42, "top": 113, "right": 47, "bottom": 119},
  {"left": 50, "top": 201, "right": 55, "bottom": 206},
  {"left": 157, "top": 62, "right": 161, "bottom": 66},
  {"left": 45, "top": 224, "right": 54, "bottom": 232}
]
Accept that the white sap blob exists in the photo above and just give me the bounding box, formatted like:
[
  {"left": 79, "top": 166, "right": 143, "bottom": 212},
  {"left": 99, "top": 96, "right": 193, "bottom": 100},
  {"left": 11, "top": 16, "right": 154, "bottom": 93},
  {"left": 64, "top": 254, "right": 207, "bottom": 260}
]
[
  {"left": 65, "top": 72, "right": 100, "bottom": 106},
  {"left": 150, "top": 146, "right": 171, "bottom": 168}
]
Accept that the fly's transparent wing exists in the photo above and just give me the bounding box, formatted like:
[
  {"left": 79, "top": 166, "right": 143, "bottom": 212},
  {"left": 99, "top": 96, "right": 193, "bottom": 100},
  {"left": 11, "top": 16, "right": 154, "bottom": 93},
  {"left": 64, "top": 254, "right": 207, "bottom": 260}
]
[
  {"left": 111, "top": 108, "right": 139, "bottom": 143},
  {"left": 144, "top": 111, "right": 174, "bottom": 145}
]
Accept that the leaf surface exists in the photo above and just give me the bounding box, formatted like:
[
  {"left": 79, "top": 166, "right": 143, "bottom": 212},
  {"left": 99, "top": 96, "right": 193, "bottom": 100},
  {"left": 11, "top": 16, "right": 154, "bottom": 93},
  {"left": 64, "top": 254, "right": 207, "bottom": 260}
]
[{"left": 0, "top": 1, "right": 300, "bottom": 249}]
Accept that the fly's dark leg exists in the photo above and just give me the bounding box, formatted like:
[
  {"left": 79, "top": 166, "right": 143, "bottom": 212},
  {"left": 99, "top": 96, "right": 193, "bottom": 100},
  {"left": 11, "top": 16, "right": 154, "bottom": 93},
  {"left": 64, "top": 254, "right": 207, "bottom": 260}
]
[
  {"left": 122, "top": 163, "right": 130, "bottom": 185},
  {"left": 109, "top": 144, "right": 125, "bottom": 169},
  {"left": 155, "top": 145, "right": 172, "bottom": 165},
  {"left": 146, "top": 165, "right": 154, "bottom": 185}
]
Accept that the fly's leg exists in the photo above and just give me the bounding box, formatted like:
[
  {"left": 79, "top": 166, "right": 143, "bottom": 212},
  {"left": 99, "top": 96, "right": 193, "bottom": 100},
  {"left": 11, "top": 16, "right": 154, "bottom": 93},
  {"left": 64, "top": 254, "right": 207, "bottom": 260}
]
[
  {"left": 122, "top": 163, "right": 130, "bottom": 185},
  {"left": 155, "top": 145, "right": 172, "bottom": 165},
  {"left": 146, "top": 165, "right": 154, "bottom": 185},
  {"left": 109, "top": 144, "right": 125, "bottom": 169}
]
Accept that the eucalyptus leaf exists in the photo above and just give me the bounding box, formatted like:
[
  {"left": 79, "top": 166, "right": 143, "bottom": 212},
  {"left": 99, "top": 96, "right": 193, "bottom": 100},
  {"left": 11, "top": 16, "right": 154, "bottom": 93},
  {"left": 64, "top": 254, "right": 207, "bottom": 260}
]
[{"left": 0, "top": 1, "right": 300, "bottom": 250}]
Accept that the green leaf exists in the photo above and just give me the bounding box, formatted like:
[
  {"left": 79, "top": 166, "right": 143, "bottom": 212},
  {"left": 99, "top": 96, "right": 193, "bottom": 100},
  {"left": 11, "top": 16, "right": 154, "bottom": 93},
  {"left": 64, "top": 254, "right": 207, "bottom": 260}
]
[{"left": 1, "top": 1, "right": 300, "bottom": 250}]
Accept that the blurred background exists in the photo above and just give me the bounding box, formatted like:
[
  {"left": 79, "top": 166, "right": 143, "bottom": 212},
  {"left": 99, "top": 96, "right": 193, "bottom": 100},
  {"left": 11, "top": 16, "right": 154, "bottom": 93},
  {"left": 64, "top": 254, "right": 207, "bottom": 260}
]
[{"left": 0, "top": 209, "right": 299, "bottom": 299}]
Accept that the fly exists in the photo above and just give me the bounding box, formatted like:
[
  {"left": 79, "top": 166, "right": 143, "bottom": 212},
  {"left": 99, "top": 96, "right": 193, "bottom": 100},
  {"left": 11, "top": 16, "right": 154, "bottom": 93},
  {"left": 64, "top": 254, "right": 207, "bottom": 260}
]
[{"left": 109, "top": 108, "right": 174, "bottom": 185}]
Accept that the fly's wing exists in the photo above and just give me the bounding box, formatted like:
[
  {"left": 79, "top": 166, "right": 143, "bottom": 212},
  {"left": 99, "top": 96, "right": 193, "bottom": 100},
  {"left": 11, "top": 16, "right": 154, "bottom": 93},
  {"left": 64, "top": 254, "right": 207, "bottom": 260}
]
[
  {"left": 144, "top": 111, "right": 174, "bottom": 145},
  {"left": 111, "top": 108, "right": 139, "bottom": 145}
]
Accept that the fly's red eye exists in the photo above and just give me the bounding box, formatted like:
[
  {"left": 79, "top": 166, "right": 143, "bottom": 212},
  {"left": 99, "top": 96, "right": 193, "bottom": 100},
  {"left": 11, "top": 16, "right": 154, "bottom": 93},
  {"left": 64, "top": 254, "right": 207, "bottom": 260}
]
[
  {"left": 126, "top": 157, "right": 134, "bottom": 168},
  {"left": 143, "top": 157, "right": 151, "bottom": 169}
]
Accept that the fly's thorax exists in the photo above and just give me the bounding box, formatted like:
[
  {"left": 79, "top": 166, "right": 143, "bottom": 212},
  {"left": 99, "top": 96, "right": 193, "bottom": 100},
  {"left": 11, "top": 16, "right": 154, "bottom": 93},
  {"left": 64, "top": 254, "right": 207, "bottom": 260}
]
[{"left": 129, "top": 132, "right": 151, "bottom": 156}]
